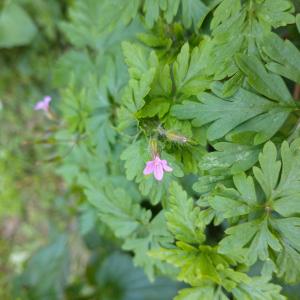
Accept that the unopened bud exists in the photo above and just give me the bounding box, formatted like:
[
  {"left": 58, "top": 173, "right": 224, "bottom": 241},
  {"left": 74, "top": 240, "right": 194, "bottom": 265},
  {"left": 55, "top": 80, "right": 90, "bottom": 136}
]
[
  {"left": 165, "top": 131, "right": 189, "bottom": 144},
  {"left": 157, "top": 125, "right": 189, "bottom": 144}
]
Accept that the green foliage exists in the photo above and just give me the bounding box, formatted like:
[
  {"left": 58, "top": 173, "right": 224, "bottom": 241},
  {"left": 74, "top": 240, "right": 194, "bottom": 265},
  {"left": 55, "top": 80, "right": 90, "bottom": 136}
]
[
  {"left": 173, "top": 42, "right": 210, "bottom": 96},
  {"left": 206, "top": 0, "right": 295, "bottom": 84},
  {"left": 235, "top": 54, "right": 294, "bottom": 104},
  {"left": 151, "top": 183, "right": 285, "bottom": 299},
  {"left": 2, "top": 0, "right": 300, "bottom": 299},
  {"left": 60, "top": 0, "right": 140, "bottom": 50},
  {"left": 54, "top": 0, "right": 300, "bottom": 298},
  {"left": 172, "top": 83, "right": 294, "bottom": 143},
  {"left": 85, "top": 184, "right": 151, "bottom": 239},
  {"left": 175, "top": 277, "right": 286, "bottom": 300},
  {"left": 14, "top": 235, "right": 69, "bottom": 300},
  {"left": 142, "top": 0, "right": 221, "bottom": 29},
  {"left": 206, "top": 140, "right": 300, "bottom": 283},
  {"left": 94, "top": 252, "right": 179, "bottom": 300},
  {"left": 165, "top": 182, "right": 205, "bottom": 244},
  {"left": 0, "top": 3, "right": 37, "bottom": 48},
  {"left": 260, "top": 33, "right": 300, "bottom": 83},
  {"left": 84, "top": 181, "right": 174, "bottom": 279},
  {"left": 122, "top": 42, "right": 158, "bottom": 112},
  {"left": 199, "top": 142, "right": 262, "bottom": 174}
]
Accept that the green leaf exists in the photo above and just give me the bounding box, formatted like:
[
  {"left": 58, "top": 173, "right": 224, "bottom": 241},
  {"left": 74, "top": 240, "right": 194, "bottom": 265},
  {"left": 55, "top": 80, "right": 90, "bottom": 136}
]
[
  {"left": 205, "top": 0, "right": 294, "bottom": 83},
  {"left": 163, "top": 0, "right": 181, "bottom": 23},
  {"left": 273, "top": 217, "right": 300, "bottom": 283},
  {"left": 150, "top": 64, "right": 173, "bottom": 96},
  {"left": 122, "top": 42, "right": 158, "bottom": 112},
  {"left": 205, "top": 0, "right": 245, "bottom": 80},
  {"left": 204, "top": 173, "right": 256, "bottom": 224},
  {"left": 143, "top": 0, "right": 163, "bottom": 28},
  {"left": 151, "top": 244, "right": 248, "bottom": 291},
  {"left": 138, "top": 98, "right": 170, "bottom": 118},
  {"left": 273, "top": 218, "right": 300, "bottom": 255},
  {"left": 142, "top": 0, "right": 218, "bottom": 29},
  {"left": 0, "top": 3, "right": 37, "bottom": 48},
  {"left": 53, "top": 50, "right": 96, "bottom": 87},
  {"left": 97, "top": 252, "right": 179, "bottom": 300},
  {"left": 232, "top": 173, "right": 257, "bottom": 206},
  {"left": 120, "top": 139, "right": 149, "bottom": 182},
  {"left": 56, "top": 142, "right": 107, "bottom": 186},
  {"left": 123, "top": 212, "right": 174, "bottom": 280},
  {"left": 173, "top": 43, "right": 210, "bottom": 96},
  {"left": 253, "top": 141, "right": 281, "bottom": 200},
  {"left": 166, "top": 182, "right": 205, "bottom": 244},
  {"left": 209, "top": 181, "right": 253, "bottom": 219},
  {"left": 222, "top": 71, "right": 244, "bottom": 97},
  {"left": 209, "top": 195, "right": 250, "bottom": 219},
  {"left": 226, "top": 111, "right": 291, "bottom": 146},
  {"left": 260, "top": 33, "right": 300, "bottom": 84},
  {"left": 143, "top": 0, "right": 180, "bottom": 27},
  {"left": 200, "top": 142, "right": 261, "bottom": 174},
  {"left": 172, "top": 85, "right": 292, "bottom": 142},
  {"left": 219, "top": 219, "right": 282, "bottom": 265},
  {"left": 256, "top": 0, "right": 295, "bottom": 29},
  {"left": 122, "top": 42, "right": 154, "bottom": 79},
  {"left": 272, "top": 141, "right": 300, "bottom": 216},
  {"left": 232, "top": 276, "right": 285, "bottom": 300},
  {"left": 210, "top": 0, "right": 241, "bottom": 31},
  {"left": 14, "top": 235, "right": 69, "bottom": 299},
  {"left": 78, "top": 203, "right": 98, "bottom": 235},
  {"left": 85, "top": 184, "right": 151, "bottom": 238},
  {"left": 297, "top": 14, "right": 300, "bottom": 33},
  {"left": 181, "top": 0, "right": 210, "bottom": 29},
  {"left": 236, "top": 54, "right": 293, "bottom": 104},
  {"left": 276, "top": 243, "right": 300, "bottom": 284},
  {"left": 210, "top": 140, "right": 300, "bottom": 279},
  {"left": 193, "top": 174, "right": 232, "bottom": 195},
  {"left": 60, "top": 0, "right": 140, "bottom": 49},
  {"left": 175, "top": 285, "right": 229, "bottom": 300}
]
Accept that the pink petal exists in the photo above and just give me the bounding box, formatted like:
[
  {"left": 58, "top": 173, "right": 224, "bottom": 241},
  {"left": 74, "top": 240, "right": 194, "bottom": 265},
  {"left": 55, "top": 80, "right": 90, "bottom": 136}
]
[
  {"left": 154, "top": 155, "right": 161, "bottom": 162},
  {"left": 154, "top": 163, "right": 164, "bottom": 181},
  {"left": 161, "top": 160, "right": 173, "bottom": 172},
  {"left": 43, "top": 96, "right": 52, "bottom": 105},
  {"left": 143, "top": 161, "right": 155, "bottom": 175},
  {"left": 34, "top": 101, "right": 46, "bottom": 110}
]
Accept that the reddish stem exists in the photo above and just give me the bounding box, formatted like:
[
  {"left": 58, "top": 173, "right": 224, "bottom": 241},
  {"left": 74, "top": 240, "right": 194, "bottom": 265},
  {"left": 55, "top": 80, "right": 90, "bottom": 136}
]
[{"left": 294, "top": 84, "right": 300, "bottom": 100}]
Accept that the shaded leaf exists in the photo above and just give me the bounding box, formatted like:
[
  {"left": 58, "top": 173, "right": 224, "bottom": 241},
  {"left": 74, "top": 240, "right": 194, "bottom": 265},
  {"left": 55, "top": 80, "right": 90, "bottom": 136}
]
[
  {"left": 236, "top": 54, "right": 293, "bottom": 104},
  {"left": 166, "top": 182, "right": 205, "bottom": 244},
  {"left": 172, "top": 85, "right": 292, "bottom": 142},
  {"left": 260, "top": 33, "right": 300, "bottom": 84},
  {"left": 0, "top": 3, "right": 37, "bottom": 48}
]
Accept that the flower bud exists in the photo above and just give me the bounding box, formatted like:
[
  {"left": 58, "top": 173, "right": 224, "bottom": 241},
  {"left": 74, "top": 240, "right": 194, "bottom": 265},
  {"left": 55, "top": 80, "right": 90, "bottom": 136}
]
[{"left": 165, "top": 131, "right": 189, "bottom": 144}]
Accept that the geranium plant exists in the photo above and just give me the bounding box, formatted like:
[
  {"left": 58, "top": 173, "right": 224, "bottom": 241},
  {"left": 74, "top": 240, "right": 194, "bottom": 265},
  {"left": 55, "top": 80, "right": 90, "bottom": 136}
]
[{"left": 34, "top": 0, "right": 300, "bottom": 299}]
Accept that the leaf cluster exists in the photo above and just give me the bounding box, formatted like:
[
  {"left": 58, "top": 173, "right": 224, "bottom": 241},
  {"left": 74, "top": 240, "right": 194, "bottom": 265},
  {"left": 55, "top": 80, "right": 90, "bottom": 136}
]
[{"left": 53, "top": 0, "right": 300, "bottom": 299}]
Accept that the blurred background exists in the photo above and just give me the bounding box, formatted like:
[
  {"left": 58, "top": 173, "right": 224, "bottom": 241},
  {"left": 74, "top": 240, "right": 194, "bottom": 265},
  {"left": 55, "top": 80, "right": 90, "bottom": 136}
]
[{"left": 0, "top": 0, "right": 300, "bottom": 299}]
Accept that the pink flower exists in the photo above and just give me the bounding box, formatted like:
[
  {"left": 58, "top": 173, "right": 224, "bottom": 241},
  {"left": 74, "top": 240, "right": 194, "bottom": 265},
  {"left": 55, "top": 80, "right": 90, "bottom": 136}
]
[
  {"left": 143, "top": 155, "right": 173, "bottom": 181},
  {"left": 34, "top": 96, "right": 52, "bottom": 113}
]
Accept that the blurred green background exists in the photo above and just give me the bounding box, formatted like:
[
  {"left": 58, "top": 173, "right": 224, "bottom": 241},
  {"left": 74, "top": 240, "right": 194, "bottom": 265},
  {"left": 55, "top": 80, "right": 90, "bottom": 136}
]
[{"left": 0, "top": 0, "right": 300, "bottom": 299}]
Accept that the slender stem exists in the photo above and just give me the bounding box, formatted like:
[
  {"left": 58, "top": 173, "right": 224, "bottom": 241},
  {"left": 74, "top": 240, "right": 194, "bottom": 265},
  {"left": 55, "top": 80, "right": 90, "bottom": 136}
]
[{"left": 294, "top": 84, "right": 300, "bottom": 100}]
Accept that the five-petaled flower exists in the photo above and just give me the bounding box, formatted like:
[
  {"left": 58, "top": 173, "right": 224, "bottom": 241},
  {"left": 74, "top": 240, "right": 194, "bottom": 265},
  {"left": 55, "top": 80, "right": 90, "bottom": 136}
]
[
  {"left": 34, "top": 96, "right": 52, "bottom": 114},
  {"left": 143, "top": 155, "right": 173, "bottom": 181}
]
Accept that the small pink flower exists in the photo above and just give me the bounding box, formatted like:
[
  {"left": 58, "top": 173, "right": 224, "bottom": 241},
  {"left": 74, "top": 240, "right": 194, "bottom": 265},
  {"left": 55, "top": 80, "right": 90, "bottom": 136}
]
[
  {"left": 143, "top": 155, "right": 173, "bottom": 181},
  {"left": 34, "top": 96, "right": 52, "bottom": 113}
]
